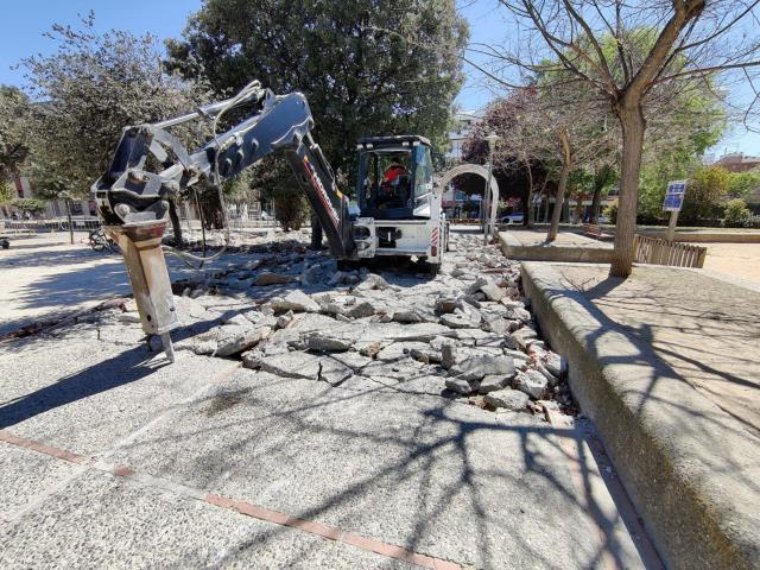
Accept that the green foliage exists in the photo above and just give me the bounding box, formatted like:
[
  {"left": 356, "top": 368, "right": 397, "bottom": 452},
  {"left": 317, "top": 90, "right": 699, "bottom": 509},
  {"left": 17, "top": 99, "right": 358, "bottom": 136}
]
[
  {"left": 11, "top": 198, "right": 46, "bottom": 215},
  {"left": 603, "top": 203, "right": 617, "bottom": 224},
  {"left": 723, "top": 198, "right": 751, "bottom": 227},
  {"left": 254, "top": 157, "right": 309, "bottom": 230},
  {"left": 166, "top": 0, "right": 467, "bottom": 175},
  {"left": 0, "top": 86, "right": 31, "bottom": 184},
  {"left": 0, "top": 181, "right": 15, "bottom": 204},
  {"left": 637, "top": 155, "right": 697, "bottom": 222},
  {"left": 727, "top": 169, "right": 760, "bottom": 199},
  {"left": 568, "top": 168, "right": 593, "bottom": 195},
  {"left": 21, "top": 13, "right": 200, "bottom": 199},
  {"left": 681, "top": 165, "right": 729, "bottom": 224},
  {"left": 222, "top": 169, "right": 255, "bottom": 203}
]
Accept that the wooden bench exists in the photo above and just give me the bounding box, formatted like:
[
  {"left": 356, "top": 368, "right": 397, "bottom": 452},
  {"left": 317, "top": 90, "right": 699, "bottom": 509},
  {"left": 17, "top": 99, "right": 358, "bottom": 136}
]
[{"left": 582, "top": 223, "right": 602, "bottom": 237}]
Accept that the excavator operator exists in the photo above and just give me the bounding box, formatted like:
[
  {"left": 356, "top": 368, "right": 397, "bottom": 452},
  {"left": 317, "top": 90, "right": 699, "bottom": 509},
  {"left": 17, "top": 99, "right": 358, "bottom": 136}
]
[{"left": 378, "top": 159, "right": 409, "bottom": 208}]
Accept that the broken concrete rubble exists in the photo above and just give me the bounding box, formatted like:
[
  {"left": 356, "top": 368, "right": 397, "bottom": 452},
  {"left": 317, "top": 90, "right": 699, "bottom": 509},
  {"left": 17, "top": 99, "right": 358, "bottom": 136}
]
[
  {"left": 513, "top": 369, "right": 549, "bottom": 400},
  {"left": 271, "top": 290, "right": 321, "bottom": 313},
  {"left": 449, "top": 354, "right": 516, "bottom": 382},
  {"left": 253, "top": 272, "right": 293, "bottom": 286},
  {"left": 484, "top": 388, "right": 530, "bottom": 411},
  {"left": 93, "top": 231, "right": 575, "bottom": 419},
  {"left": 216, "top": 326, "right": 271, "bottom": 357}
]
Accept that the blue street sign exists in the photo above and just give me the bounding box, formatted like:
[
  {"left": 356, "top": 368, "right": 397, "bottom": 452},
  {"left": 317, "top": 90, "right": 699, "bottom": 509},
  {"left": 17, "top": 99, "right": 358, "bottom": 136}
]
[{"left": 663, "top": 180, "right": 687, "bottom": 212}]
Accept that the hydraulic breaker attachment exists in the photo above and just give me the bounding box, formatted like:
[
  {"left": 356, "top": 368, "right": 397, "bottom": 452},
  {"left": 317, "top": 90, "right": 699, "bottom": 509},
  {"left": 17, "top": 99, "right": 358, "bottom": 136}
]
[{"left": 107, "top": 221, "right": 178, "bottom": 362}]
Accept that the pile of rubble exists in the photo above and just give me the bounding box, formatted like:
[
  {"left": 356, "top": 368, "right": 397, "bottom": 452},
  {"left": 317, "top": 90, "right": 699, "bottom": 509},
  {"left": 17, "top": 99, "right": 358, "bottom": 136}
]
[{"left": 135, "top": 231, "right": 574, "bottom": 416}]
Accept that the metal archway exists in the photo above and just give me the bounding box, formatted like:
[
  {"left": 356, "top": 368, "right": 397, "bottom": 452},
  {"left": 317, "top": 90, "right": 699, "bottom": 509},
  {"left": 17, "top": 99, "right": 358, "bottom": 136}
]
[{"left": 437, "top": 163, "right": 500, "bottom": 234}]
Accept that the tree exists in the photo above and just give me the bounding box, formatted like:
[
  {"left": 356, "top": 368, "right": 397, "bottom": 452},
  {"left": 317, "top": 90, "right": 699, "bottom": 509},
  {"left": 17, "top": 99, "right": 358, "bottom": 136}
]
[
  {"left": 482, "top": 1, "right": 760, "bottom": 276},
  {"left": 723, "top": 197, "right": 751, "bottom": 226},
  {"left": 681, "top": 164, "right": 729, "bottom": 223},
  {"left": 465, "top": 84, "right": 614, "bottom": 241},
  {"left": 166, "top": 0, "right": 468, "bottom": 229},
  {"left": 0, "top": 86, "right": 31, "bottom": 187},
  {"left": 463, "top": 89, "right": 539, "bottom": 225},
  {"left": 11, "top": 198, "right": 46, "bottom": 217},
  {"left": 727, "top": 169, "right": 760, "bottom": 199},
  {"left": 21, "top": 15, "right": 200, "bottom": 196}
]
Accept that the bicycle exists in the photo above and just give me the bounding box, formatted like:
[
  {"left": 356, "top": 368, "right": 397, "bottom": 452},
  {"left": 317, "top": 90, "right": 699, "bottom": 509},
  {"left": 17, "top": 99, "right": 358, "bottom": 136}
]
[{"left": 88, "top": 228, "right": 119, "bottom": 253}]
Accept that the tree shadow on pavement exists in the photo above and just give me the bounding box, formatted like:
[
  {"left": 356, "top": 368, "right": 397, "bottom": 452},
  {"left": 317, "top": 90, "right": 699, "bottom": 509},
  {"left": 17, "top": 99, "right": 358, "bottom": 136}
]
[
  {"left": 0, "top": 344, "right": 161, "bottom": 430},
  {"left": 113, "top": 373, "right": 656, "bottom": 569}
]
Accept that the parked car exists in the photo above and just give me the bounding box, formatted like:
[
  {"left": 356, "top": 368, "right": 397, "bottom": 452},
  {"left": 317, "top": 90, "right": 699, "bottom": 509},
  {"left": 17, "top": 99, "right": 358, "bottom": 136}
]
[{"left": 499, "top": 212, "right": 525, "bottom": 225}]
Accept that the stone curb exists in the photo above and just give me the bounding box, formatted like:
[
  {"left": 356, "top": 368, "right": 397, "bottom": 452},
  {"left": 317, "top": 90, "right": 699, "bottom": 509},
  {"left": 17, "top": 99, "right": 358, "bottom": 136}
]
[{"left": 521, "top": 261, "right": 760, "bottom": 570}]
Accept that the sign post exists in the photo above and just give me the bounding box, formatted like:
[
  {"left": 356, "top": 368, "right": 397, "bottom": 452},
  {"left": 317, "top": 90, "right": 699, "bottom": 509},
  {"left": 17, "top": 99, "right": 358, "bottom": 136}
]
[{"left": 663, "top": 181, "right": 687, "bottom": 242}]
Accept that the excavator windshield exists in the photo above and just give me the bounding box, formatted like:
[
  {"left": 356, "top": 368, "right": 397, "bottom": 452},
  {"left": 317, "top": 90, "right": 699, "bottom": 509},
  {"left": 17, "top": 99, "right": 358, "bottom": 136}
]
[{"left": 356, "top": 136, "right": 433, "bottom": 220}]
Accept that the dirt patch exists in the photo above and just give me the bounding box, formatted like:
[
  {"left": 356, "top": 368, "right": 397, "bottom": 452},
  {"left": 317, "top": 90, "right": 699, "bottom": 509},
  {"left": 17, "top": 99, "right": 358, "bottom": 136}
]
[{"left": 204, "top": 388, "right": 253, "bottom": 417}]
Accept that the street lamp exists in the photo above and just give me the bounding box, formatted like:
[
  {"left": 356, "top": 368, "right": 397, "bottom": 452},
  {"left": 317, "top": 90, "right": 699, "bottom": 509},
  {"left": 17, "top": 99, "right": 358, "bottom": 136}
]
[
  {"left": 483, "top": 132, "right": 500, "bottom": 246},
  {"left": 58, "top": 190, "right": 74, "bottom": 245}
]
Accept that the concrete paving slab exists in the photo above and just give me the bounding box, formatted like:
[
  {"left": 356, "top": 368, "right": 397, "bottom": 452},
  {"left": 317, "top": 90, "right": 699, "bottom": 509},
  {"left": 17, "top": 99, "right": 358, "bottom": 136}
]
[
  {"left": 0, "top": 230, "right": 652, "bottom": 569},
  {"left": 0, "top": 443, "right": 85, "bottom": 523},
  {"left": 105, "top": 368, "right": 631, "bottom": 569},
  {"left": 0, "top": 337, "right": 237, "bottom": 454},
  {"left": 0, "top": 470, "right": 414, "bottom": 569}
]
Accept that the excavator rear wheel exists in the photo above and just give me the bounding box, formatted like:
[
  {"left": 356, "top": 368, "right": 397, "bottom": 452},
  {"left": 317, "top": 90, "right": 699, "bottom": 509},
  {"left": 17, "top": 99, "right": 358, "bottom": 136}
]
[{"left": 337, "top": 259, "right": 362, "bottom": 272}]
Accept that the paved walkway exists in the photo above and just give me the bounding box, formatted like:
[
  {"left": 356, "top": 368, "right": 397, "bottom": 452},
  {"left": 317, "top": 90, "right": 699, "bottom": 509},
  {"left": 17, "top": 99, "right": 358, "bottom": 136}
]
[
  {"left": 555, "top": 264, "right": 760, "bottom": 437},
  {"left": 0, "top": 314, "right": 649, "bottom": 568},
  {"left": 0, "top": 233, "right": 653, "bottom": 569},
  {"left": 0, "top": 232, "right": 275, "bottom": 336},
  {"left": 0, "top": 233, "right": 131, "bottom": 335},
  {"left": 697, "top": 242, "right": 760, "bottom": 285}
]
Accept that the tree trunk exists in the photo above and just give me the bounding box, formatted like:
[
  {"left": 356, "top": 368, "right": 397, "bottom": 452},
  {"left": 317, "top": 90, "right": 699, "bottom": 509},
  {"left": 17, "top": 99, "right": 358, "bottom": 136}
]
[
  {"left": 590, "top": 178, "right": 603, "bottom": 224},
  {"left": 168, "top": 199, "right": 184, "bottom": 247},
  {"left": 547, "top": 130, "right": 572, "bottom": 242},
  {"left": 538, "top": 176, "right": 549, "bottom": 223},
  {"left": 610, "top": 104, "right": 646, "bottom": 277},
  {"left": 590, "top": 164, "right": 611, "bottom": 224},
  {"left": 65, "top": 198, "right": 73, "bottom": 245},
  {"left": 574, "top": 191, "right": 584, "bottom": 224},
  {"left": 524, "top": 156, "right": 534, "bottom": 227}
]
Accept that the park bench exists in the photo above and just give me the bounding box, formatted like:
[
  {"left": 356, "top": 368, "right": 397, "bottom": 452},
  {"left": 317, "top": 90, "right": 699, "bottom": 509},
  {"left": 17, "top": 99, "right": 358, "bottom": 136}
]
[
  {"left": 582, "top": 223, "right": 601, "bottom": 236},
  {"left": 582, "top": 222, "right": 614, "bottom": 240}
]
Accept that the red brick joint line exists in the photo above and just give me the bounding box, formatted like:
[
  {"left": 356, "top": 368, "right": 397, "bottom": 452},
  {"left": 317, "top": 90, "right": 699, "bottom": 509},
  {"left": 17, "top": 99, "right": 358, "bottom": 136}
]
[{"left": 0, "top": 430, "right": 462, "bottom": 570}]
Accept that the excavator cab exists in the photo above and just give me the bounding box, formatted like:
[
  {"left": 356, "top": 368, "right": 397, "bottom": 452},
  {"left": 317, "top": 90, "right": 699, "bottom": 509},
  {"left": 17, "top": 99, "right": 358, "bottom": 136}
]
[
  {"left": 351, "top": 134, "right": 445, "bottom": 265},
  {"left": 356, "top": 135, "right": 434, "bottom": 220}
]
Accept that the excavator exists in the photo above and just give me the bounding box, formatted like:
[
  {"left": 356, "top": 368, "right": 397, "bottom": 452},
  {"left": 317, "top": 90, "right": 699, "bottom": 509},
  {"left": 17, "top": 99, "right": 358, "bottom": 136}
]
[{"left": 92, "top": 80, "right": 448, "bottom": 362}]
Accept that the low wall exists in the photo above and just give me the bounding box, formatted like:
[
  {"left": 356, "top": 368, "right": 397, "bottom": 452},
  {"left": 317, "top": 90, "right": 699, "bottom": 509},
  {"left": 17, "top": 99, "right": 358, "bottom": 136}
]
[
  {"left": 521, "top": 262, "right": 760, "bottom": 570},
  {"left": 499, "top": 232, "right": 614, "bottom": 263}
]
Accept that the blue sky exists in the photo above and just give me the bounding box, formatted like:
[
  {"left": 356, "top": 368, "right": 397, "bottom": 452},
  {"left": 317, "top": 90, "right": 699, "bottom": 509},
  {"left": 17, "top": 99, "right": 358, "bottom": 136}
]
[{"left": 1, "top": 0, "right": 758, "bottom": 156}]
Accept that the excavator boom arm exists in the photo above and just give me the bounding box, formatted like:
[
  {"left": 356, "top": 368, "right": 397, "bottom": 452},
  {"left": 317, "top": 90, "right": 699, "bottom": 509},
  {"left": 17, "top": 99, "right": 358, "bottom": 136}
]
[
  {"left": 93, "top": 84, "right": 353, "bottom": 258},
  {"left": 91, "top": 82, "right": 356, "bottom": 361}
]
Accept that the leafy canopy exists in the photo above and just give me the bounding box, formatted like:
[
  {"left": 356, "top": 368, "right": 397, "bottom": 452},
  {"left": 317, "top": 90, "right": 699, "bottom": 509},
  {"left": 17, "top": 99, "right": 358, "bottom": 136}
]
[
  {"left": 166, "top": 0, "right": 468, "bottom": 170},
  {"left": 21, "top": 13, "right": 200, "bottom": 198},
  {"left": 0, "top": 86, "right": 31, "bottom": 185}
]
